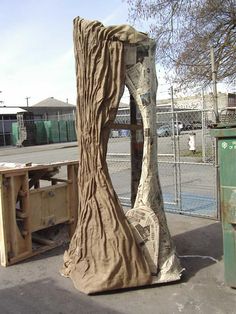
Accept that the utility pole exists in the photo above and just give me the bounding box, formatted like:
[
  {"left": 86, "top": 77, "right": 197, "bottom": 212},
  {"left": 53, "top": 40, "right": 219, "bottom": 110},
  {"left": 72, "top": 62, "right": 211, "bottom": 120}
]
[
  {"left": 0, "top": 91, "right": 3, "bottom": 105},
  {"left": 210, "top": 47, "right": 219, "bottom": 122},
  {"left": 25, "top": 96, "right": 31, "bottom": 107}
]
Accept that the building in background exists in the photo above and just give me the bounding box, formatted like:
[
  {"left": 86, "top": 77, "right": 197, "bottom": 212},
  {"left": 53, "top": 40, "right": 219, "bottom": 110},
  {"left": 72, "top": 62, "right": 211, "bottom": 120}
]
[
  {"left": 0, "top": 93, "right": 235, "bottom": 146},
  {"left": 22, "top": 97, "right": 76, "bottom": 120},
  {"left": 155, "top": 92, "right": 234, "bottom": 127},
  {"left": 156, "top": 92, "right": 229, "bottom": 111},
  {"left": 0, "top": 97, "right": 77, "bottom": 147},
  {"left": 0, "top": 107, "right": 27, "bottom": 145}
]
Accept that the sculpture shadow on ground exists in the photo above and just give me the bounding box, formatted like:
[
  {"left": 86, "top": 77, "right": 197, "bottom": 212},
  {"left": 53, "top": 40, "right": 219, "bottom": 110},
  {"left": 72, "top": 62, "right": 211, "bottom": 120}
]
[
  {"left": 172, "top": 221, "right": 223, "bottom": 282},
  {"left": 0, "top": 278, "right": 122, "bottom": 314}
]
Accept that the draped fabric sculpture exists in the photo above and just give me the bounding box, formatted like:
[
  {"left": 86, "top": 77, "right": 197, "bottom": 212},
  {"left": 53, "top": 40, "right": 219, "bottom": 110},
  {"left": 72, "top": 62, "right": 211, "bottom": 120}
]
[{"left": 61, "top": 17, "right": 182, "bottom": 294}]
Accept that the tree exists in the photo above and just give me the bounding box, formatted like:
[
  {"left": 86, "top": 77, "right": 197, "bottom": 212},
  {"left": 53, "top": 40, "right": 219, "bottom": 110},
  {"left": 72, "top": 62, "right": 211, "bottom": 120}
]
[{"left": 126, "top": 0, "right": 236, "bottom": 88}]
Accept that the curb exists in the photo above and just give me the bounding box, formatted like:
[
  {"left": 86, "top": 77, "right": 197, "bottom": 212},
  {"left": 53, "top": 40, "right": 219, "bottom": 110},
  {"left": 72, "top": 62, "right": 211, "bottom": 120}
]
[{"left": 0, "top": 142, "right": 78, "bottom": 157}]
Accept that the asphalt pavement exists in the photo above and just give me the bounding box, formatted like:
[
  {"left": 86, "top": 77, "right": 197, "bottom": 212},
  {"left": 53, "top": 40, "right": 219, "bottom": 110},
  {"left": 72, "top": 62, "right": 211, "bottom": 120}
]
[
  {"left": 0, "top": 139, "right": 217, "bottom": 218},
  {"left": 0, "top": 141, "right": 235, "bottom": 313},
  {"left": 0, "top": 214, "right": 235, "bottom": 314}
]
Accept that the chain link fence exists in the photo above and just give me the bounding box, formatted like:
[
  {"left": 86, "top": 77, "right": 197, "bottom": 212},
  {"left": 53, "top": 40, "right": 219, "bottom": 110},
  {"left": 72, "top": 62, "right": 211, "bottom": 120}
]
[
  {"left": 107, "top": 102, "right": 219, "bottom": 218},
  {"left": 108, "top": 111, "right": 131, "bottom": 206},
  {"left": 0, "top": 100, "right": 219, "bottom": 218}
]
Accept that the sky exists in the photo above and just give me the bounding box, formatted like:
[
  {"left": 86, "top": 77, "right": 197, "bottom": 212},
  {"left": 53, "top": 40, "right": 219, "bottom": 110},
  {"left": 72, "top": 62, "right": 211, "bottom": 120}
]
[
  {"left": 0, "top": 0, "right": 234, "bottom": 107},
  {"left": 0, "top": 0, "right": 135, "bottom": 106}
]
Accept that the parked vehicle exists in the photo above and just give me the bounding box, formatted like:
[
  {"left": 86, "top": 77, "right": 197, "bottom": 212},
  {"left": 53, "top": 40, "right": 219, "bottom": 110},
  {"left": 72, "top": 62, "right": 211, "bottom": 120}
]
[
  {"left": 174, "top": 121, "right": 184, "bottom": 132},
  {"left": 182, "top": 121, "right": 202, "bottom": 130},
  {"left": 183, "top": 123, "right": 193, "bottom": 130},
  {"left": 192, "top": 121, "right": 202, "bottom": 129},
  {"left": 157, "top": 125, "right": 179, "bottom": 137}
]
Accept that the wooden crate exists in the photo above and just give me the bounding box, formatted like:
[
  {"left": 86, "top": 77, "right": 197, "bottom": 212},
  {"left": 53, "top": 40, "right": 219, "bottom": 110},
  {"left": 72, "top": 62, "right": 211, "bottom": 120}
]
[{"left": 0, "top": 160, "right": 79, "bottom": 266}]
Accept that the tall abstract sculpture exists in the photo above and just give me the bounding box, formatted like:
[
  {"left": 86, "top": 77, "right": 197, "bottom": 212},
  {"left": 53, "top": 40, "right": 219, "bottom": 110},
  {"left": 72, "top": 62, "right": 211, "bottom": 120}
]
[
  {"left": 125, "top": 42, "right": 182, "bottom": 282},
  {"left": 61, "top": 17, "right": 182, "bottom": 294}
]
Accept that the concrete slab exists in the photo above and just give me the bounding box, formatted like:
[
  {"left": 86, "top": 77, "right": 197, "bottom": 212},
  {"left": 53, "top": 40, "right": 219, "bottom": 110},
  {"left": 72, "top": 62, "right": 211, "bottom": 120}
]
[{"left": 0, "top": 213, "right": 235, "bottom": 314}]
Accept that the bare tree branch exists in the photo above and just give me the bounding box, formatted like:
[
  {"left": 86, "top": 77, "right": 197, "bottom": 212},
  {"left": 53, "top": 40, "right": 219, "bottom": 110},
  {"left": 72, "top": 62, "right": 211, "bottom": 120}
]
[{"left": 126, "top": 0, "right": 236, "bottom": 86}]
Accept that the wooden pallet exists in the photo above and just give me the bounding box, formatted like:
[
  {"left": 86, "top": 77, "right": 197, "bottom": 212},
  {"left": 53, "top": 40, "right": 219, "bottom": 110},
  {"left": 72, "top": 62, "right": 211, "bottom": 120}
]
[{"left": 0, "top": 160, "right": 79, "bottom": 266}]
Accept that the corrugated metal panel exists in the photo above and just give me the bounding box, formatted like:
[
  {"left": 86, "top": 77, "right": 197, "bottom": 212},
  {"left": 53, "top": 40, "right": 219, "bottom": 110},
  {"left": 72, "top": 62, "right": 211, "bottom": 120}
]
[{"left": 0, "top": 107, "right": 26, "bottom": 115}]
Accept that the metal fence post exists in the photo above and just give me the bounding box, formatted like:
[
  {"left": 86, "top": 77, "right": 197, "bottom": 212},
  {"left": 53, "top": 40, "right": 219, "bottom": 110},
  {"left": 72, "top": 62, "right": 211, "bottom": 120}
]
[
  {"left": 1, "top": 116, "right": 6, "bottom": 146},
  {"left": 201, "top": 88, "right": 206, "bottom": 162},
  {"left": 175, "top": 111, "right": 182, "bottom": 211},
  {"left": 170, "top": 86, "right": 179, "bottom": 206}
]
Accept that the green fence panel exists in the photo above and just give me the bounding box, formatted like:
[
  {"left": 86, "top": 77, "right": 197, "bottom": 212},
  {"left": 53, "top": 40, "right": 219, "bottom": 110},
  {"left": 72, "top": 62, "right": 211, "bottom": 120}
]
[
  {"left": 35, "top": 121, "right": 48, "bottom": 145},
  {"left": 58, "top": 120, "right": 68, "bottom": 142},
  {"left": 67, "top": 120, "right": 77, "bottom": 142},
  {"left": 44, "top": 121, "right": 60, "bottom": 143},
  {"left": 11, "top": 122, "right": 19, "bottom": 146}
]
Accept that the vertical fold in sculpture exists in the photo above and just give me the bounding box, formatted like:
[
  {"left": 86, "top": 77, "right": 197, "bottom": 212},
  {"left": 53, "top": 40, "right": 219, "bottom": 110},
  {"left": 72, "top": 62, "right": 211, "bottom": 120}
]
[
  {"left": 125, "top": 41, "right": 183, "bottom": 283},
  {"left": 61, "top": 18, "right": 152, "bottom": 294}
]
